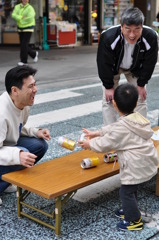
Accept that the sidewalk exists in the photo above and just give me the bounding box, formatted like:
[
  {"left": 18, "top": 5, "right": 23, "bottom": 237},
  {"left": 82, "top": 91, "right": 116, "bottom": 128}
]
[{"left": 0, "top": 44, "right": 99, "bottom": 93}]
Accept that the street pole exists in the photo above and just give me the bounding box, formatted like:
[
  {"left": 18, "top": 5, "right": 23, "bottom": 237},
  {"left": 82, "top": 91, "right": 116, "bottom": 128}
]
[{"left": 43, "top": 16, "right": 50, "bottom": 50}]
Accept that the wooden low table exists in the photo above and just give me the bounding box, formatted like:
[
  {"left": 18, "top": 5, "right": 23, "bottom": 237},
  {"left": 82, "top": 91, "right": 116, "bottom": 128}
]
[
  {"left": 2, "top": 149, "right": 119, "bottom": 236},
  {"left": 3, "top": 126, "right": 159, "bottom": 236}
]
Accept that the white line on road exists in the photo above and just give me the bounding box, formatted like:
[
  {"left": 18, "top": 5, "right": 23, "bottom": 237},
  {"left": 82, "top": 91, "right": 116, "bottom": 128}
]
[
  {"left": 35, "top": 74, "right": 159, "bottom": 105},
  {"left": 29, "top": 77, "right": 159, "bottom": 127},
  {"left": 35, "top": 91, "right": 82, "bottom": 104},
  {"left": 35, "top": 83, "right": 102, "bottom": 104},
  {"left": 26, "top": 100, "right": 102, "bottom": 127}
]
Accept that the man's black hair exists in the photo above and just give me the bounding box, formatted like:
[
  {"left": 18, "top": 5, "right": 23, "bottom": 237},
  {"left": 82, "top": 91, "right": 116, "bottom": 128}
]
[
  {"left": 120, "top": 7, "right": 144, "bottom": 26},
  {"left": 5, "top": 65, "right": 37, "bottom": 94},
  {"left": 114, "top": 83, "right": 138, "bottom": 114}
]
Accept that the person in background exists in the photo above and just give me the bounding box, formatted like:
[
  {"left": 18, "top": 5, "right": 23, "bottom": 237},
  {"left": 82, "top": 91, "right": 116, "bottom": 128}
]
[
  {"left": 12, "top": 0, "right": 38, "bottom": 66},
  {"left": 97, "top": 7, "right": 158, "bottom": 125},
  {"left": 79, "top": 83, "right": 159, "bottom": 231},
  {"left": 0, "top": 65, "right": 51, "bottom": 205}
]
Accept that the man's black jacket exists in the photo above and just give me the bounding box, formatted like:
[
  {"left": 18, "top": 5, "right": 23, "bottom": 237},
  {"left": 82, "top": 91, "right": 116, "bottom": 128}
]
[{"left": 97, "top": 25, "right": 158, "bottom": 89}]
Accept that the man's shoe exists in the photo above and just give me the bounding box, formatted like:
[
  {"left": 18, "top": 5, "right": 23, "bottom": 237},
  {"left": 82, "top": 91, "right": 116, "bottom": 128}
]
[
  {"left": 117, "top": 217, "right": 143, "bottom": 231},
  {"left": 115, "top": 209, "right": 125, "bottom": 219},
  {"left": 18, "top": 62, "right": 27, "bottom": 66},
  {"left": 4, "top": 184, "right": 17, "bottom": 193},
  {"left": 0, "top": 197, "right": 2, "bottom": 205},
  {"left": 33, "top": 51, "right": 38, "bottom": 63}
]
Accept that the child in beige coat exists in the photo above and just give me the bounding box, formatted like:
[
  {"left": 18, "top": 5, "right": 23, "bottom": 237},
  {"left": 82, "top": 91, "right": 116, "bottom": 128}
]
[{"left": 79, "top": 83, "right": 159, "bottom": 231}]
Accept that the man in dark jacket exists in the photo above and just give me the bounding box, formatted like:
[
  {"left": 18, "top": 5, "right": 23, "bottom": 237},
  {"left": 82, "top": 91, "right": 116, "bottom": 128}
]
[{"left": 97, "top": 7, "right": 158, "bottom": 125}]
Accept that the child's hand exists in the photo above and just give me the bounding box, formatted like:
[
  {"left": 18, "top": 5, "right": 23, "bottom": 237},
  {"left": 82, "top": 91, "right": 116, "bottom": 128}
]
[
  {"left": 82, "top": 128, "right": 100, "bottom": 139},
  {"left": 78, "top": 140, "right": 90, "bottom": 150}
]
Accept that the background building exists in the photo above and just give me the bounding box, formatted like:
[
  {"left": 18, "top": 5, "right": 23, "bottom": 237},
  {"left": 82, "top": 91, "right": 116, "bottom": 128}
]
[{"left": 0, "top": 0, "right": 158, "bottom": 46}]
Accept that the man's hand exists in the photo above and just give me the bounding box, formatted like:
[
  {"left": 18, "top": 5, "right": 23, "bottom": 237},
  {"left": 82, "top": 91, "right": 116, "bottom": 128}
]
[
  {"left": 20, "top": 151, "right": 37, "bottom": 168},
  {"left": 137, "top": 86, "right": 147, "bottom": 102},
  {"left": 105, "top": 88, "right": 114, "bottom": 102},
  {"left": 37, "top": 129, "right": 51, "bottom": 141}
]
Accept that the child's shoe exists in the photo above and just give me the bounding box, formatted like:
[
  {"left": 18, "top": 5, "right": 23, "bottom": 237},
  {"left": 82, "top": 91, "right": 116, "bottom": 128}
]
[
  {"left": 117, "top": 217, "right": 143, "bottom": 231},
  {"left": 115, "top": 209, "right": 125, "bottom": 219}
]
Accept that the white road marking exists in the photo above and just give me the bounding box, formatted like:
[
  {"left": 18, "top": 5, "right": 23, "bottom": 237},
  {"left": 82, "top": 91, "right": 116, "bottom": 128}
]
[
  {"left": 26, "top": 100, "right": 102, "bottom": 127},
  {"left": 151, "top": 73, "right": 159, "bottom": 77},
  {"left": 34, "top": 72, "right": 159, "bottom": 105},
  {"left": 29, "top": 80, "right": 159, "bottom": 127},
  {"left": 35, "top": 83, "right": 102, "bottom": 104},
  {"left": 35, "top": 91, "right": 82, "bottom": 104}
]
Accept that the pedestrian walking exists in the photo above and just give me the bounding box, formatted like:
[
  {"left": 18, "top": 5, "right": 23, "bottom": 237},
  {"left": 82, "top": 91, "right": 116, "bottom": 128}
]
[
  {"left": 97, "top": 7, "right": 158, "bottom": 125},
  {"left": 12, "top": 0, "right": 38, "bottom": 66}
]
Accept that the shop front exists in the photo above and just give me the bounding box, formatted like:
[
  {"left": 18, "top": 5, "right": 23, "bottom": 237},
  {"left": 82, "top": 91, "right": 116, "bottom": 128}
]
[
  {"left": 0, "top": 0, "right": 85, "bottom": 46},
  {"left": 47, "top": 0, "right": 84, "bottom": 44},
  {"left": 0, "top": 0, "right": 18, "bottom": 44},
  {"left": 47, "top": 0, "right": 104, "bottom": 46},
  {"left": 102, "top": 0, "right": 134, "bottom": 29},
  {"left": 0, "top": 0, "right": 41, "bottom": 45},
  {"left": 0, "top": 0, "right": 157, "bottom": 46}
]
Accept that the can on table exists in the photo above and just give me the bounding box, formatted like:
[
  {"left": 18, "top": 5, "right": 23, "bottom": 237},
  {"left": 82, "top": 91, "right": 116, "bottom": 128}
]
[
  {"left": 104, "top": 152, "right": 118, "bottom": 163},
  {"left": 58, "top": 136, "right": 76, "bottom": 151},
  {"left": 81, "top": 157, "right": 99, "bottom": 169}
]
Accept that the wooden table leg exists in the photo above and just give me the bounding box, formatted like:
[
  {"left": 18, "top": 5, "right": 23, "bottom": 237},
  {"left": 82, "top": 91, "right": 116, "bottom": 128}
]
[
  {"left": 17, "top": 187, "right": 22, "bottom": 217},
  {"left": 55, "top": 196, "right": 62, "bottom": 236}
]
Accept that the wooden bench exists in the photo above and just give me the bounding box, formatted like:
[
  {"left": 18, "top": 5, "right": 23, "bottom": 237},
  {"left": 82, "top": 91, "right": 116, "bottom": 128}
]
[
  {"left": 2, "top": 149, "right": 119, "bottom": 236},
  {"left": 2, "top": 126, "right": 159, "bottom": 236}
]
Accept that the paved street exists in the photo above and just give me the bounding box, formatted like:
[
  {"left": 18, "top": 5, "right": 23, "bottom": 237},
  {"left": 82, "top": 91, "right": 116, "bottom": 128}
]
[{"left": 0, "top": 44, "right": 159, "bottom": 239}]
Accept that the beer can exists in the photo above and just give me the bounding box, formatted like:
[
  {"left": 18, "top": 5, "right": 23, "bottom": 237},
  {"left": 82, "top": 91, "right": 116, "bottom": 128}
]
[
  {"left": 104, "top": 152, "right": 118, "bottom": 163},
  {"left": 79, "top": 133, "right": 86, "bottom": 141},
  {"left": 58, "top": 136, "right": 76, "bottom": 151},
  {"left": 78, "top": 133, "right": 86, "bottom": 144},
  {"left": 81, "top": 157, "right": 99, "bottom": 169}
]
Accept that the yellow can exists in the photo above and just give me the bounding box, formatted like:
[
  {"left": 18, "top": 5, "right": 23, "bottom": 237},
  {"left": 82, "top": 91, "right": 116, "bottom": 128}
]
[
  {"left": 81, "top": 156, "right": 99, "bottom": 169},
  {"left": 58, "top": 137, "right": 76, "bottom": 151}
]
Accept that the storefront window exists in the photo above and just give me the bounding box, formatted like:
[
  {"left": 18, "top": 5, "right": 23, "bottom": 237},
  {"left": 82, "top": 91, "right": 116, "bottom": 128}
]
[
  {"left": 103, "top": 0, "right": 134, "bottom": 29},
  {"left": 92, "top": 0, "right": 97, "bottom": 27},
  {"left": 48, "top": 0, "right": 84, "bottom": 38},
  {"left": 0, "top": 0, "right": 19, "bottom": 44},
  {"left": 0, "top": 0, "right": 40, "bottom": 44},
  {"left": 91, "top": 0, "right": 98, "bottom": 42},
  {"left": 0, "top": 0, "right": 18, "bottom": 31}
]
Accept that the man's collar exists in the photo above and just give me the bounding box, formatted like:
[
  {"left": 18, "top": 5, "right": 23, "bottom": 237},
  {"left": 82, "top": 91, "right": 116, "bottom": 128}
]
[{"left": 20, "top": 3, "right": 29, "bottom": 8}]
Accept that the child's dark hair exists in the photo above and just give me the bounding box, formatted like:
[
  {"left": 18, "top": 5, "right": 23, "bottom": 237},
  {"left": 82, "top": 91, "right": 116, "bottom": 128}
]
[
  {"left": 114, "top": 83, "right": 138, "bottom": 114},
  {"left": 5, "top": 65, "right": 37, "bottom": 94}
]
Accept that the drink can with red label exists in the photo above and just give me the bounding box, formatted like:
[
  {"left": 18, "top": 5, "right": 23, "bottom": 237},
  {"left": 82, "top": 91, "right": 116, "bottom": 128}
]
[{"left": 104, "top": 152, "right": 118, "bottom": 163}]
